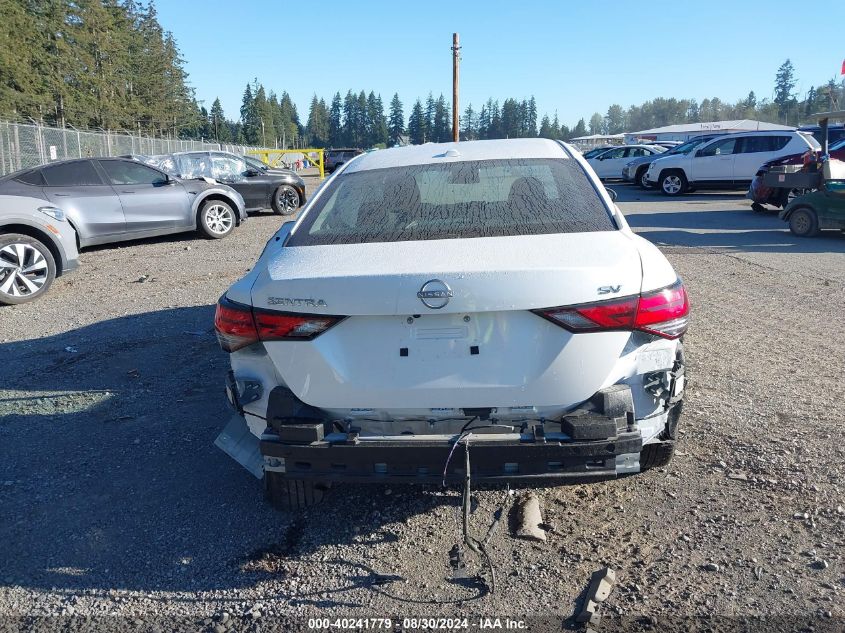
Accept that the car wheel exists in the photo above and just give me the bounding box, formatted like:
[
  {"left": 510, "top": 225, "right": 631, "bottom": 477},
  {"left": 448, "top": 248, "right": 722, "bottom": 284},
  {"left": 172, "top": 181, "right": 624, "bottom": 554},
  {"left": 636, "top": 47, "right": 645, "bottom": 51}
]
[
  {"left": 0, "top": 233, "right": 57, "bottom": 305},
  {"left": 264, "top": 472, "right": 329, "bottom": 510},
  {"left": 272, "top": 185, "right": 301, "bottom": 216},
  {"left": 660, "top": 171, "right": 687, "bottom": 196},
  {"left": 788, "top": 207, "right": 819, "bottom": 237},
  {"left": 199, "top": 200, "right": 235, "bottom": 239},
  {"left": 640, "top": 441, "right": 675, "bottom": 470},
  {"left": 637, "top": 167, "right": 649, "bottom": 188}
]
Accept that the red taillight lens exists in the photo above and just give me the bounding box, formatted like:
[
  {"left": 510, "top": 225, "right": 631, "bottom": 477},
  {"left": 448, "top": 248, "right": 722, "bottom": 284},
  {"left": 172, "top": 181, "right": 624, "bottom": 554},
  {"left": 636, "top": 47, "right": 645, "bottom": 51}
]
[
  {"left": 635, "top": 281, "right": 689, "bottom": 339},
  {"left": 214, "top": 298, "right": 259, "bottom": 352},
  {"left": 253, "top": 311, "right": 342, "bottom": 341},
  {"left": 534, "top": 280, "right": 689, "bottom": 340},
  {"left": 214, "top": 296, "right": 343, "bottom": 352},
  {"left": 538, "top": 296, "right": 638, "bottom": 332}
]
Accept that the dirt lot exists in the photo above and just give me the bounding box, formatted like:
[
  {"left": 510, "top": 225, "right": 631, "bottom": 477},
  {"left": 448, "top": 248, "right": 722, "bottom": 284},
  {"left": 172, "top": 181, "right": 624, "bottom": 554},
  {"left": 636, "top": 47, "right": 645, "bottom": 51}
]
[{"left": 1, "top": 175, "right": 844, "bottom": 631}]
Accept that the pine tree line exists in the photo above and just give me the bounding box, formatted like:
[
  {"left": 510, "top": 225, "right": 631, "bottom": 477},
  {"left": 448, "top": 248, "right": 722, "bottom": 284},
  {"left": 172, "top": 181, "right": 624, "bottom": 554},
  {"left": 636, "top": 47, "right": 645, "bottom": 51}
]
[
  {"left": 2, "top": 2, "right": 842, "bottom": 151},
  {"left": 0, "top": 0, "right": 202, "bottom": 136}
]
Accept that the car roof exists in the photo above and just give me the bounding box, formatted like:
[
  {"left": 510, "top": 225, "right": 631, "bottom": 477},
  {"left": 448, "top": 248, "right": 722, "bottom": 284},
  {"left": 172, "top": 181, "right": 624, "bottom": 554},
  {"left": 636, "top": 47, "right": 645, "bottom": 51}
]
[
  {"left": 0, "top": 156, "right": 141, "bottom": 181},
  {"left": 344, "top": 139, "right": 569, "bottom": 173}
]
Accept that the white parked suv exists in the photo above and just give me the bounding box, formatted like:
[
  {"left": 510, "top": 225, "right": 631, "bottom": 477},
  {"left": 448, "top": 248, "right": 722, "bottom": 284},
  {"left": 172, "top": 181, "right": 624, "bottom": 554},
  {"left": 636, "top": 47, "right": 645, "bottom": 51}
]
[
  {"left": 214, "top": 139, "right": 689, "bottom": 509},
  {"left": 645, "top": 130, "right": 820, "bottom": 195}
]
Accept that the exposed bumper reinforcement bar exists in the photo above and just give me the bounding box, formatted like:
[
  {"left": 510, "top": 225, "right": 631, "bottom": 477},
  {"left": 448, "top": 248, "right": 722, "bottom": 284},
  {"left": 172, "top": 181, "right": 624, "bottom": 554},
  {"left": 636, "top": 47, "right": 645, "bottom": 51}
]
[{"left": 260, "top": 431, "right": 643, "bottom": 484}]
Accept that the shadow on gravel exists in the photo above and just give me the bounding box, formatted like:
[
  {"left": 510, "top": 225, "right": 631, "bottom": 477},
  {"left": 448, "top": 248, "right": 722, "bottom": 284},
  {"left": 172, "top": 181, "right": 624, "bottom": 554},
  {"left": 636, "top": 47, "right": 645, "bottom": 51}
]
[{"left": 0, "top": 307, "right": 478, "bottom": 598}]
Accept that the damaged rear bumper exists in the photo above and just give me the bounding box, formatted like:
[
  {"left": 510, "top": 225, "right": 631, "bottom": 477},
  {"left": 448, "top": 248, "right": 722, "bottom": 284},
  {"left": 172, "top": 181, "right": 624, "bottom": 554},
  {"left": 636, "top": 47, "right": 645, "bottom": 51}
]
[{"left": 259, "top": 430, "right": 643, "bottom": 484}]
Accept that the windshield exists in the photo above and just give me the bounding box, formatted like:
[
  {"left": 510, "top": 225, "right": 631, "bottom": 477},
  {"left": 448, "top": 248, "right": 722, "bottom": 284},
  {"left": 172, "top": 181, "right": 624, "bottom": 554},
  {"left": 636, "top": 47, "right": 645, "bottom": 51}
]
[
  {"left": 288, "top": 158, "right": 616, "bottom": 246},
  {"left": 830, "top": 138, "right": 845, "bottom": 152},
  {"left": 243, "top": 156, "right": 269, "bottom": 171},
  {"left": 668, "top": 138, "right": 710, "bottom": 155}
]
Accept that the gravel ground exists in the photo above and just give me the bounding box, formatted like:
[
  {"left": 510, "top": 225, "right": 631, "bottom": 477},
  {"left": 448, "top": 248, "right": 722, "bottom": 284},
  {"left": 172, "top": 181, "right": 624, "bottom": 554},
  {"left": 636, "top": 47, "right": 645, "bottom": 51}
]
[{"left": 1, "top": 176, "right": 844, "bottom": 631}]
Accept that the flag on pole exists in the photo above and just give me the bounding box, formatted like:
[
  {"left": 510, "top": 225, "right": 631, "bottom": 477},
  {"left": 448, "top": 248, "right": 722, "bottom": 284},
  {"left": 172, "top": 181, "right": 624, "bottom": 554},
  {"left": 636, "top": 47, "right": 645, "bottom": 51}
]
[{"left": 841, "top": 58, "right": 845, "bottom": 75}]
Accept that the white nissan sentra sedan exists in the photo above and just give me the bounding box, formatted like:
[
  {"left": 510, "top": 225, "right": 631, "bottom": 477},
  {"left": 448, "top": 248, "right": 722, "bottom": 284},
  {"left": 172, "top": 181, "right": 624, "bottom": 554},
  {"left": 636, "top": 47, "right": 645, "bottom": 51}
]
[{"left": 214, "top": 138, "right": 689, "bottom": 509}]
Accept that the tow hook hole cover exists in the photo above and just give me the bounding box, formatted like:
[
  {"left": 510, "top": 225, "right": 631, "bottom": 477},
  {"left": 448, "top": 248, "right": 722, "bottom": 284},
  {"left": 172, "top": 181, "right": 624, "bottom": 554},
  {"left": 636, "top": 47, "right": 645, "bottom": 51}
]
[{"left": 470, "top": 345, "right": 479, "bottom": 355}]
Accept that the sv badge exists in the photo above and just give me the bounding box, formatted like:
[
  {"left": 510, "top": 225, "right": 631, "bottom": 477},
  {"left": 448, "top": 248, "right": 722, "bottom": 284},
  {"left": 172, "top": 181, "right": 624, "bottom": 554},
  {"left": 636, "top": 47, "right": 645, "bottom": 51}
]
[{"left": 597, "top": 285, "right": 622, "bottom": 295}]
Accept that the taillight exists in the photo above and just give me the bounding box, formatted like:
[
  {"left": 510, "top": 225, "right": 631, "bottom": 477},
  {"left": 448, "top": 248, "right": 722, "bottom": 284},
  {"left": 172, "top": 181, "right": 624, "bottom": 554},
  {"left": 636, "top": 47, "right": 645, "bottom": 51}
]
[
  {"left": 214, "top": 298, "right": 258, "bottom": 352},
  {"left": 634, "top": 281, "right": 689, "bottom": 338},
  {"left": 253, "top": 311, "right": 342, "bottom": 341},
  {"left": 534, "top": 280, "right": 689, "bottom": 340},
  {"left": 214, "top": 296, "right": 344, "bottom": 352}
]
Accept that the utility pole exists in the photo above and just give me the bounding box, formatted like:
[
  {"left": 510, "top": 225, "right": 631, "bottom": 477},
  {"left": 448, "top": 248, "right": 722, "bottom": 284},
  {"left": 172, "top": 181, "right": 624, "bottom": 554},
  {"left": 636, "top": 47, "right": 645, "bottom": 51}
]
[{"left": 452, "top": 33, "right": 460, "bottom": 142}]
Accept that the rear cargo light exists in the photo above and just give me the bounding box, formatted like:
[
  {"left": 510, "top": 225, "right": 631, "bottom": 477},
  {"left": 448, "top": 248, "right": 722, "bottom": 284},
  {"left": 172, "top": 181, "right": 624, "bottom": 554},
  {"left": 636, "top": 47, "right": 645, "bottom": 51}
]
[
  {"left": 214, "top": 295, "right": 344, "bottom": 352},
  {"left": 253, "top": 311, "right": 342, "bottom": 341},
  {"left": 533, "top": 280, "right": 689, "bottom": 340}
]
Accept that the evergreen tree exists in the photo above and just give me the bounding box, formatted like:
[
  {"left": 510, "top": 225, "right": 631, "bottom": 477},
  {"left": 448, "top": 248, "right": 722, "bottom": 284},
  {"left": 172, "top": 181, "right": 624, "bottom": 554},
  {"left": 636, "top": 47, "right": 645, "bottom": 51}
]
[
  {"left": 342, "top": 90, "right": 357, "bottom": 146},
  {"left": 501, "top": 98, "right": 520, "bottom": 138},
  {"left": 477, "top": 104, "right": 490, "bottom": 139},
  {"left": 253, "top": 84, "right": 276, "bottom": 147},
  {"left": 424, "top": 93, "right": 436, "bottom": 138},
  {"left": 572, "top": 118, "right": 587, "bottom": 138},
  {"left": 588, "top": 112, "right": 604, "bottom": 135},
  {"left": 306, "top": 94, "right": 329, "bottom": 147},
  {"left": 488, "top": 100, "right": 501, "bottom": 139},
  {"left": 461, "top": 103, "right": 476, "bottom": 140},
  {"left": 538, "top": 115, "right": 552, "bottom": 138},
  {"left": 328, "top": 92, "right": 343, "bottom": 146},
  {"left": 209, "top": 98, "right": 228, "bottom": 141},
  {"left": 558, "top": 123, "right": 570, "bottom": 141},
  {"left": 372, "top": 93, "right": 388, "bottom": 146},
  {"left": 388, "top": 93, "right": 404, "bottom": 146},
  {"left": 407, "top": 99, "right": 426, "bottom": 145},
  {"left": 774, "top": 59, "right": 797, "bottom": 121},
  {"left": 604, "top": 104, "right": 626, "bottom": 134},
  {"left": 432, "top": 94, "right": 450, "bottom": 142},
  {"left": 240, "top": 83, "right": 258, "bottom": 144},
  {"left": 525, "top": 96, "right": 538, "bottom": 137}
]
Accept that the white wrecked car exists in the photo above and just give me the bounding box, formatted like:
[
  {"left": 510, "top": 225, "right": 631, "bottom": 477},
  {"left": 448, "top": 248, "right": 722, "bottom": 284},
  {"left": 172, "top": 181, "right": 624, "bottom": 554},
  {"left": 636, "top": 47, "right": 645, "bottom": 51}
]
[{"left": 214, "top": 139, "right": 688, "bottom": 509}]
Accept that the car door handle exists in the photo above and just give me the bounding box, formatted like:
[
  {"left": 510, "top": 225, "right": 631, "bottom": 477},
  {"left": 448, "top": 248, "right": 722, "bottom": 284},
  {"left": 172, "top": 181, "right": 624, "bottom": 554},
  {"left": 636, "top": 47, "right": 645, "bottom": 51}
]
[
  {"left": 52, "top": 193, "right": 69, "bottom": 196},
  {"left": 121, "top": 190, "right": 135, "bottom": 193}
]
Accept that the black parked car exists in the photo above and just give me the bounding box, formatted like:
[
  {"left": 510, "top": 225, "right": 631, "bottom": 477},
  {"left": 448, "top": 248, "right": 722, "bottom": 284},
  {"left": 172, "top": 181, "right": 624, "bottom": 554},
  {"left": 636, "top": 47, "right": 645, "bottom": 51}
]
[
  {"left": 145, "top": 151, "right": 306, "bottom": 215},
  {"left": 324, "top": 148, "right": 364, "bottom": 174}
]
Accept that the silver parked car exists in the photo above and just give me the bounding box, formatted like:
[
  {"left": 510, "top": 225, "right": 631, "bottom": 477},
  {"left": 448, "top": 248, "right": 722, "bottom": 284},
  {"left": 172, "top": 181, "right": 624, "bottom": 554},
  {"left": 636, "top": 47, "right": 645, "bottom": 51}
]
[
  {"left": 0, "top": 158, "right": 247, "bottom": 248},
  {"left": 0, "top": 195, "right": 79, "bottom": 305}
]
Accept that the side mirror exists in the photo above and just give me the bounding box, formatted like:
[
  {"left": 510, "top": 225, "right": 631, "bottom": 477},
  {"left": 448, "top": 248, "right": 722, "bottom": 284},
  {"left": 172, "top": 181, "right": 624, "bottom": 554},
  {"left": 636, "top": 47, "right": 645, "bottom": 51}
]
[
  {"left": 606, "top": 188, "right": 618, "bottom": 202},
  {"left": 245, "top": 169, "right": 259, "bottom": 177}
]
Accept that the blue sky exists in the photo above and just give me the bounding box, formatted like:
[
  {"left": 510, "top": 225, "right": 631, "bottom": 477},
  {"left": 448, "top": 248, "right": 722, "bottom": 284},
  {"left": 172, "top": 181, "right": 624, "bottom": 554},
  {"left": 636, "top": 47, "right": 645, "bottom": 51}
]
[{"left": 155, "top": 0, "right": 844, "bottom": 126}]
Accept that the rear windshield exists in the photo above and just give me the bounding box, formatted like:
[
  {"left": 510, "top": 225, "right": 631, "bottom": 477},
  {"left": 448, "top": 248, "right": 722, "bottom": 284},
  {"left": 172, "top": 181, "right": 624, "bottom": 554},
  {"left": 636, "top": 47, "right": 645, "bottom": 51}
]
[{"left": 288, "top": 158, "right": 615, "bottom": 246}]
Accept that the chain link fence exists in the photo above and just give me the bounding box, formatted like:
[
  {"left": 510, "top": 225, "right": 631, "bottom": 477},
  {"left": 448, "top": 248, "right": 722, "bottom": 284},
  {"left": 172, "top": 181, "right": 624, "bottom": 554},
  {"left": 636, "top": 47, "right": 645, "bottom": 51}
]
[{"left": 0, "top": 120, "right": 270, "bottom": 176}]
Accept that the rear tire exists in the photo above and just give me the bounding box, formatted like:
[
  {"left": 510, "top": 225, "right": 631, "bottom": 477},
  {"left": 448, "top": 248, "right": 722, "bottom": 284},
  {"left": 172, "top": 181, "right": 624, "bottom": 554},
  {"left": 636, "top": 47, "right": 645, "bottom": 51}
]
[
  {"left": 641, "top": 441, "right": 675, "bottom": 470},
  {"left": 0, "top": 233, "right": 57, "bottom": 305},
  {"left": 198, "top": 200, "right": 235, "bottom": 239},
  {"left": 788, "top": 207, "right": 819, "bottom": 237},
  {"left": 660, "top": 171, "right": 688, "bottom": 196},
  {"left": 264, "top": 472, "right": 329, "bottom": 510},
  {"left": 636, "top": 167, "right": 649, "bottom": 189}
]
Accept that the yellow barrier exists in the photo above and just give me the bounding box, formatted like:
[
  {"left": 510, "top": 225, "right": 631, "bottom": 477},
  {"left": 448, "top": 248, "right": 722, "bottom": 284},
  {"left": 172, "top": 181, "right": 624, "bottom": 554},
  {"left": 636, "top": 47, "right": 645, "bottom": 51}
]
[{"left": 247, "top": 148, "right": 325, "bottom": 179}]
